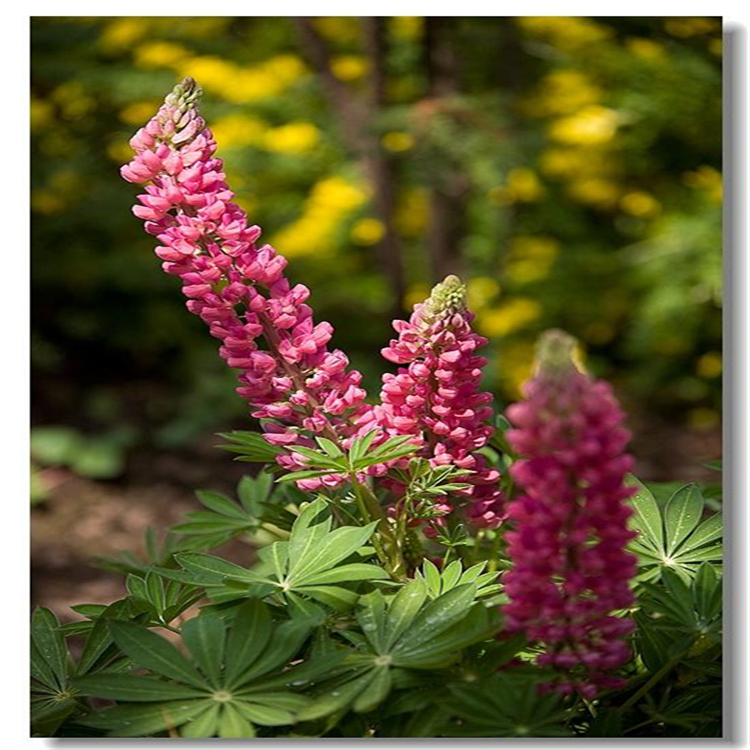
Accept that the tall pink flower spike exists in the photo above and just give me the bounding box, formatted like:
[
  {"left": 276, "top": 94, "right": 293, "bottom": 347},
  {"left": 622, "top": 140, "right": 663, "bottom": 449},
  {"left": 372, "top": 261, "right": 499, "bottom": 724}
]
[
  {"left": 368, "top": 275, "right": 505, "bottom": 530},
  {"left": 502, "top": 329, "right": 637, "bottom": 699},
  {"left": 121, "top": 77, "right": 374, "bottom": 488}
]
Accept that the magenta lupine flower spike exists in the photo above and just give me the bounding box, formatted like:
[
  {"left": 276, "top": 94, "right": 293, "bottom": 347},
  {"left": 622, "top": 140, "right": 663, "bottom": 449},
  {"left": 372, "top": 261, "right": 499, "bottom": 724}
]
[
  {"left": 370, "top": 275, "right": 505, "bottom": 528},
  {"left": 121, "top": 78, "right": 374, "bottom": 487},
  {"left": 502, "top": 330, "right": 637, "bottom": 698}
]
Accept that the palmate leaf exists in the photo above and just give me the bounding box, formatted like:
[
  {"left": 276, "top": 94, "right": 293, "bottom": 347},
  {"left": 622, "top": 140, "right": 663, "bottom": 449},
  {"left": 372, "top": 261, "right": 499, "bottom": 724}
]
[
  {"left": 300, "top": 574, "right": 501, "bottom": 719},
  {"left": 440, "top": 672, "right": 570, "bottom": 737},
  {"left": 76, "top": 602, "right": 317, "bottom": 737},
  {"left": 169, "top": 499, "right": 386, "bottom": 611},
  {"left": 627, "top": 478, "right": 722, "bottom": 583}
]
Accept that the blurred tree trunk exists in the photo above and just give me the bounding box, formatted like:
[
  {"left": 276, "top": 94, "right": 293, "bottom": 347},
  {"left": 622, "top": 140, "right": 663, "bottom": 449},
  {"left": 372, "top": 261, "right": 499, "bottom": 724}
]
[
  {"left": 424, "top": 18, "right": 469, "bottom": 283},
  {"left": 293, "top": 17, "right": 406, "bottom": 317}
]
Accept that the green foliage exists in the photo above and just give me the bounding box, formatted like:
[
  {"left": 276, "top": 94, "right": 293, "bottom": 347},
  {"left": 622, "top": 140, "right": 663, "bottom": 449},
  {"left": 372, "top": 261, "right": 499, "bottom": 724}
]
[
  {"left": 627, "top": 478, "right": 722, "bottom": 584},
  {"left": 30, "top": 425, "right": 133, "bottom": 479},
  {"left": 161, "top": 498, "right": 385, "bottom": 611},
  {"left": 276, "top": 433, "right": 418, "bottom": 484},
  {"left": 74, "top": 601, "right": 317, "bottom": 737}
]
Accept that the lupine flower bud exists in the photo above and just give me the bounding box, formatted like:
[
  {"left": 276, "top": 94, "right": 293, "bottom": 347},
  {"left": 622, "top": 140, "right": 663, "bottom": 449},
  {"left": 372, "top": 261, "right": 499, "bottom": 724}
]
[
  {"left": 121, "top": 78, "right": 375, "bottom": 486},
  {"left": 369, "top": 275, "right": 505, "bottom": 529},
  {"left": 502, "top": 329, "right": 637, "bottom": 697}
]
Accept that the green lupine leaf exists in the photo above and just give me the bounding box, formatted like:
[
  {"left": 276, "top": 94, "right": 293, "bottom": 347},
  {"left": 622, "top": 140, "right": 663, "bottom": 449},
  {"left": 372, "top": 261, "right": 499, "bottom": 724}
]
[
  {"left": 674, "top": 512, "right": 722, "bottom": 556},
  {"left": 182, "top": 616, "right": 225, "bottom": 688},
  {"left": 289, "top": 522, "right": 378, "bottom": 583},
  {"left": 216, "top": 431, "right": 282, "bottom": 463},
  {"left": 195, "top": 490, "right": 247, "bottom": 519},
  {"left": 235, "top": 618, "right": 311, "bottom": 685},
  {"left": 31, "top": 639, "right": 60, "bottom": 691},
  {"left": 392, "top": 584, "right": 477, "bottom": 657},
  {"left": 349, "top": 430, "right": 378, "bottom": 464},
  {"left": 296, "top": 670, "right": 374, "bottom": 721},
  {"left": 314, "top": 437, "right": 344, "bottom": 458},
  {"left": 223, "top": 599, "right": 272, "bottom": 690},
  {"left": 31, "top": 607, "right": 68, "bottom": 691},
  {"left": 352, "top": 667, "right": 392, "bottom": 713},
  {"left": 693, "top": 562, "right": 722, "bottom": 620},
  {"left": 108, "top": 621, "right": 206, "bottom": 689},
  {"left": 72, "top": 674, "right": 207, "bottom": 702},
  {"left": 234, "top": 700, "right": 296, "bottom": 726},
  {"left": 392, "top": 605, "right": 498, "bottom": 668},
  {"left": 300, "top": 563, "right": 387, "bottom": 586},
  {"left": 442, "top": 560, "right": 463, "bottom": 591},
  {"left": 82, "top": 699, "right": 208, "bottom": 736},
  {"left": 180, "top": 703, "right": 220, "bottom": 738},
  {"left": 77, "top": 618, "right": 115, "bottom": 676},
  {"left": 174, "top": 553, "right": 266, "bottom": 584},
  {"left": 420, "top": 559, "right": 442, "bottom": 597},
  {"left": 673, "top": 544, "right": 723, "bottom": 563},
  {"left": 356, "top": 591, "right": 388, "bottom": 653},
  {"left": 145, "top": 570, "right": 166, "bottom": 614},
  {"left": 218, "top": 702, "right": 255, "bottom": 738},
  {"left": 298, "top": 584, "right": 360, "bottom": 610},
  {"left": 665, "top": 484, "right": 704, "bottom": 555},
  {"left": 126, "top": 574, "right": 148, "bottom": 603},
  {"left": 627, "top": 476, "right": 663, "bottom": 552},
  {"left": 384, "top": 578, "right": 428, "bottom": 651}
]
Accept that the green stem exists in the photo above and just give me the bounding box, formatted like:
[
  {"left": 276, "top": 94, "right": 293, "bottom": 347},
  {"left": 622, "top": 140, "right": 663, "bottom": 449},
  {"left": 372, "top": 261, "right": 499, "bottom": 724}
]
[
  {"left": 618, "top": 650, "right": 690, "bottom": 714},
  {"left": 349, "top": 472, "right": 406, "bottom": 581}
]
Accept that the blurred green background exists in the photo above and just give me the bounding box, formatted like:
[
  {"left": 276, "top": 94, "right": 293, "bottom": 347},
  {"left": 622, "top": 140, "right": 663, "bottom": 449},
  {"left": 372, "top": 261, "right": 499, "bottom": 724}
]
[{"left": 31, "top": 16, "right": 722, "bottom": 496}]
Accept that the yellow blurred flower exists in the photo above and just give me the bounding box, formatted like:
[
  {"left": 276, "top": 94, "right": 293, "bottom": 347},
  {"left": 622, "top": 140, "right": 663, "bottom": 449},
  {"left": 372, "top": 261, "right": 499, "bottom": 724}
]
[
  {"left": 382, "top": 131, "right": 414, "bottom": 153},
  {"left": 505, "top": 236, "right": 559, "bottom": 284},
  {"left": 620, "top": 191, "right": 662, "bottom": 218},
  {"left": 489, "top": 168, "right": 546, "bottom": 205},
  {"left": 30, "top": 98, "right": 54, "bottom": 133},
  {"left": 119, "top": 100, "right": 161, "bottom": 126},
  {"left": 264, "top": 122, "right": 321, "bottom": 154},
  {"left": 211, "top": 114, "right": 266, "bottom": 149},
  {"left": 107, "top": 138, "right": 135, "bottom": 164},
  {"left": 392, "top": 17, "right": 424, "bottom": 40},
  {"left": 477, "top": 298, "right": 542, "bottom": 338},
  {"left": 696, "top": 352, "right": 722, "bottom": 379},
  {"left": 51, "top": 80, "right": 95, "bottom": 120},
  {"left": 550, "top": 105, "right": 619, "bottom": 146},
  {"left": 688, "top": 407, "right": 720, "bottom": 430},
  {"left": 517, "top": 17, "right": 612, "bottom": 50},
  {"left": 567, "top": 178, "right": 620, "bottom": 208},
  {"left": 32, "top": 189, "right": 66, "bottom": 215},
  {"left": 498, "top": 341, "right": 536, "bottom": 397},
  {"left": 539, "top": 147, "right": 615, "bottom": 180},
  {"left": 331, "top": 55, "right": 369, "bottom": 81},
  {"left": 312, "top": 17, "right": 361, "bottom": 44},
  {"left": 683, "top": 165, "right": 722, "bottom": 203},
  {"left": 394, "top": 188, "right": 428, "bottom": 236},
  {"left": 466, "top": 277, "right": 500, "bottom": 310},
  {"left": 272, "top": 176, "right": 368, "bottom": 257},
  {"left": 709, "top": 38, "right": 722, "bottom": 56},
  {"left": 403, "top": 283, "right": 431, "bottom": 310},
  {"left": 134, "top": 40, "right": 190, "bottom": 69},
  {"left": 176, "top": 54, "right": 305, "bottom": 104},
  {"left": 99, "top": 18, "right": 150, "bottom": 52},
  {"left": 626, "top": 37, "right": 666, "bottom": 61},
  {"left": 350, "top": 217, "right": 386, "bottom": 246},
  {"left": 523, "top": 69, "right": 602, "bottom": 117},
  {"left": 665, "top": 18, "right": 720, "bottom": 38}
]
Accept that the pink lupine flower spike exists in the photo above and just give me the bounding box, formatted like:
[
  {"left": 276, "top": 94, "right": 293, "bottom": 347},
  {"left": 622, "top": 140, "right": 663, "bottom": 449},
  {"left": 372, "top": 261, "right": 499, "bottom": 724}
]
[
  {"left": 121, "top": 78, "right": 375, "bottom": 489},
  {"left": 368, "top": 275, "right": 505, "bottom": 531},
  {"left": 502, "top": 329, "right": 637, "bottom": 699}
]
